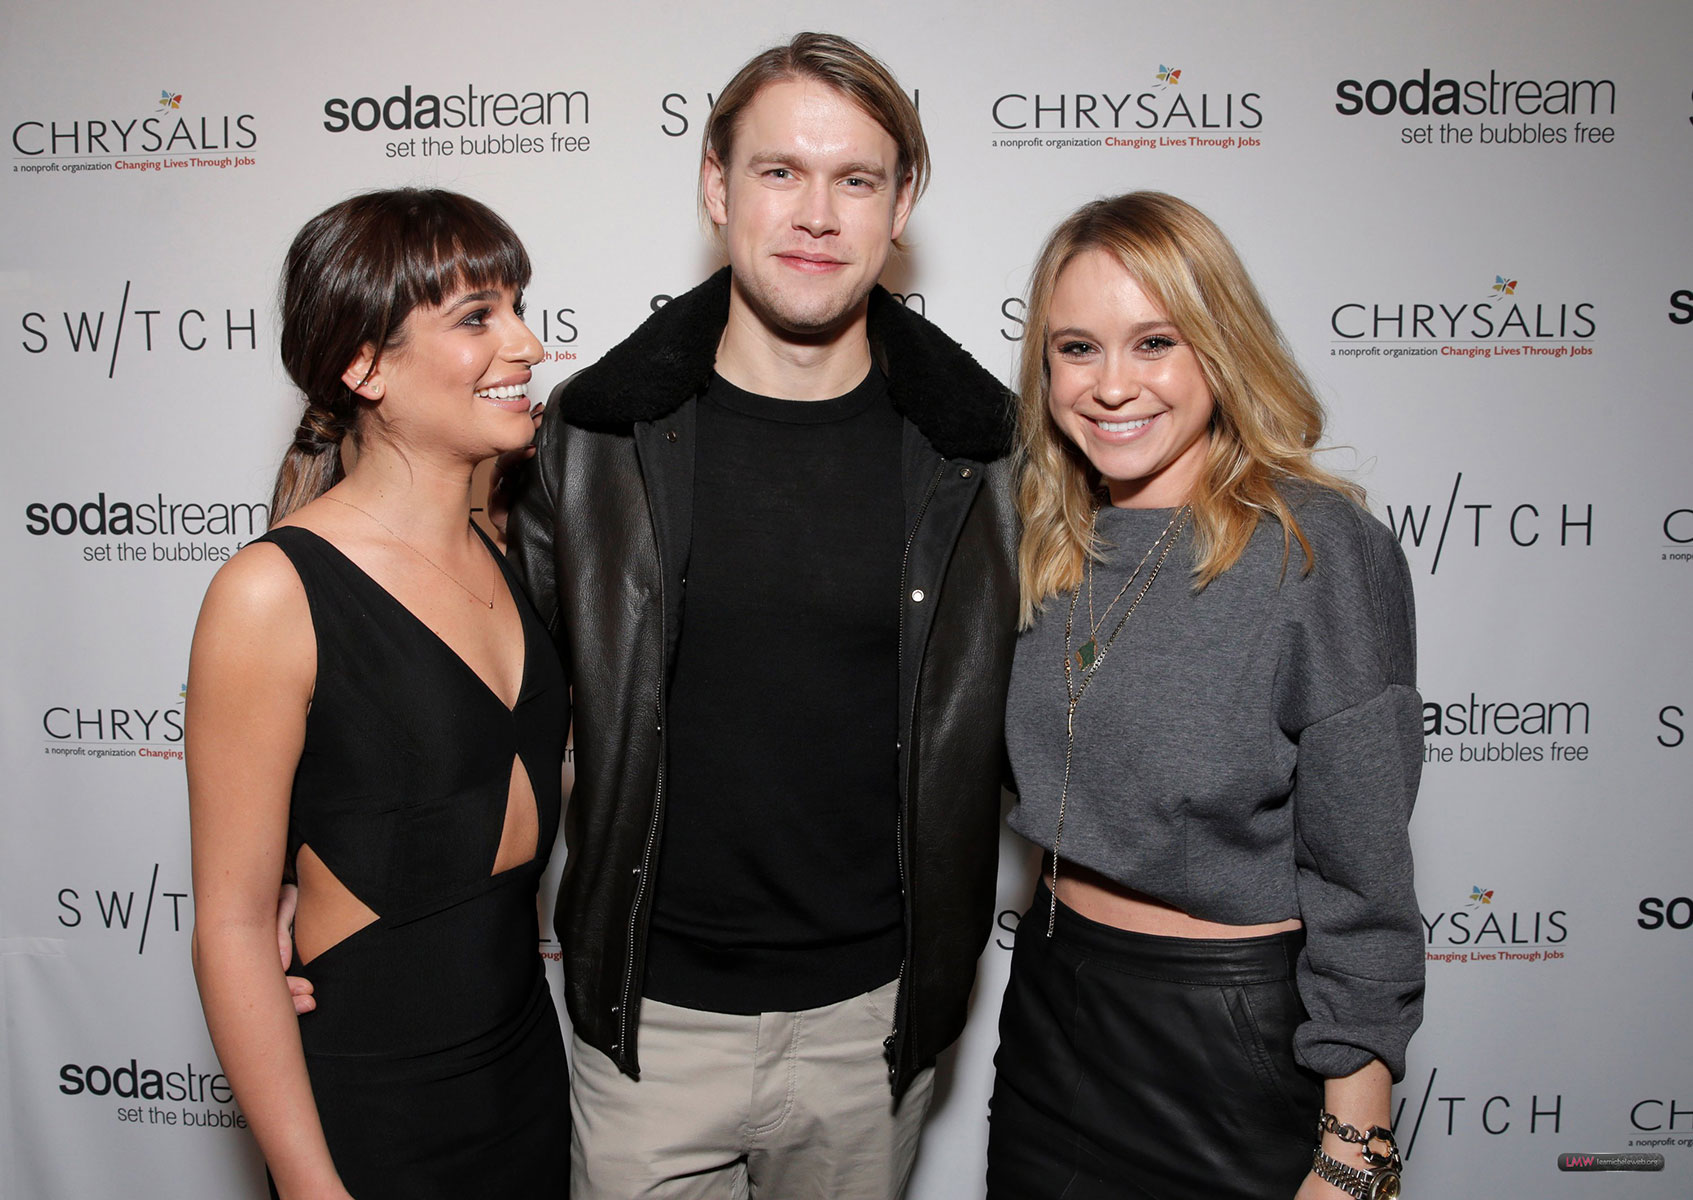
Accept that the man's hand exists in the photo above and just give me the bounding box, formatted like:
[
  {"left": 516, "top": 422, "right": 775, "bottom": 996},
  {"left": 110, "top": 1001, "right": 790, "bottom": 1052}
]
[{"left": 276, "top": 883, "right": 315, "bottom": 1015}]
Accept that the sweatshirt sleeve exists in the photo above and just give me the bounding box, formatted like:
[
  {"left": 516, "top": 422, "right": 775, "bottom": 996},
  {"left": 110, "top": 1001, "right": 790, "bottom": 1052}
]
[{"left": 1279, "top": 497, "right": 1425, "bottom": 1081}]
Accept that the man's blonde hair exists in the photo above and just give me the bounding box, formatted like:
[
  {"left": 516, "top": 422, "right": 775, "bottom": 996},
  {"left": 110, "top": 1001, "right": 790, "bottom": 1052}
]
[{"left": 699, "top": 32, "right": 929, "bottom": 240}]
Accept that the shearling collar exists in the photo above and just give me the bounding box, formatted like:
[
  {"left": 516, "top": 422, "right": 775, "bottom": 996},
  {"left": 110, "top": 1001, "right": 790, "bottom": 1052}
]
[{"left": 561, "top": 267, "right": 1015, "bottom": 462}]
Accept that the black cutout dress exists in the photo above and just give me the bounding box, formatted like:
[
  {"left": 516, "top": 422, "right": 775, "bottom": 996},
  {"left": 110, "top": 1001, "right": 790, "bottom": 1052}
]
[{"left": 258, "top": 525, "right": 569, "bottom": 1198}]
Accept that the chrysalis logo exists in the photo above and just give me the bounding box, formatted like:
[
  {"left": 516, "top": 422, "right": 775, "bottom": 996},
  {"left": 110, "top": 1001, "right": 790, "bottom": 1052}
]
[
  {"left": 1330, "top": 276, "right": 1597, "bottom": 342},
  {"left": 10, "top": 92, "right": 257, "bottom": 157},
  {"left": 1424, "top": 888, "right": 1570, "bottom": 948},
  {"left": 41, "top": 689, "right": 188, "bottom": 760},
  {"left": 990, "top": 65, "right": 1262, "bottom": 131},
  {"left": 41, "top": 695, "right": 185, "bottom": 745}
]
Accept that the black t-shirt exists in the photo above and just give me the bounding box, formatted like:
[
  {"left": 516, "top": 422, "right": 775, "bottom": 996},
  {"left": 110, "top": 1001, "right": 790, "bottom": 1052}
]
[{"left": 643, "top": 368, "right": 905, "bottom": 1013}]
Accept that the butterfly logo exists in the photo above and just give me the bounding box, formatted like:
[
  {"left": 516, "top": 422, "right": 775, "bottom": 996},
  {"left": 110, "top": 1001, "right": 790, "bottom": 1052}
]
[
  {"left": 1155, "top": 65, "right": 1181, "bottom": 88},
  {"left": 159, "top": 91, "right": 182, "bottom": 110},
  {"left": 1489, "top": 275, "right": 1517, "bottom": 297},
  {"left": 1467, "top": 886, "right": 1495, "bottom": 908}
]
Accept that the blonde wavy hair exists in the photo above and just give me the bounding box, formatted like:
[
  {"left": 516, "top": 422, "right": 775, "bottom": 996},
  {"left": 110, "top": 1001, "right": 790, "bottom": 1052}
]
[{"left": 1016, "top": 191, "right": 1362, "bottom": 628}]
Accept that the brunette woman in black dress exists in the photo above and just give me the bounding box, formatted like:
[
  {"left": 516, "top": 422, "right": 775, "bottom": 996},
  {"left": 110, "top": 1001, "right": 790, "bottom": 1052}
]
[{"left": 188, "top": 190, "right": 569, "bottom": 1198}]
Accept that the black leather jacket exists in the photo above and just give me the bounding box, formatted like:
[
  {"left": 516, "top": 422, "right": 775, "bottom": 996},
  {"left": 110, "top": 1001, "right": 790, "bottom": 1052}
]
[{"left": 508, "top": 270, "right": 1018, "bottom": 1096}]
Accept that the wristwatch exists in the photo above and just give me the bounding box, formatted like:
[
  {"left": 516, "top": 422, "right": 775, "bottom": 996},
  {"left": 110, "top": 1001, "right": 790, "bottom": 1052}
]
[
  {"left": 1311, "top": 1112, "right": 1403, "bottom": 1199},
  {"left": 1311, "top": 1147, "right": 1401, "bottom": 1199}
]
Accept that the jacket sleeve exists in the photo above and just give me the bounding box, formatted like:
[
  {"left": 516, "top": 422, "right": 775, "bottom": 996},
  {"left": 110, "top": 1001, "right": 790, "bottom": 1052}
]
[
  {"left": 505, "top": 378, "right": 570, "bottom": 647},
  {"left": 1280, "top": 500, "right": 1425, "bottom": 1081}
]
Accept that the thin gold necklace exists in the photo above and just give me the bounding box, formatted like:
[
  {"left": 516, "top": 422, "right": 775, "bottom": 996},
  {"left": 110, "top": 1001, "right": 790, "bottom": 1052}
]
[
  {"left": 322, "top": 494, "right": 496, "bottom": 610},
  {"left": 1048, "top": 504, "right": 1190, "bottom": 936},
  {"left": 1080, "top": 507, "right": 1184, "bottom": 664}
]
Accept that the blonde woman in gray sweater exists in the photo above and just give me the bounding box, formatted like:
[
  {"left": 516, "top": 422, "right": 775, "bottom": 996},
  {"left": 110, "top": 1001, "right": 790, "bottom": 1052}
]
[{"left": 989, "top": 192, "right": 1422, "bottom": 1200}]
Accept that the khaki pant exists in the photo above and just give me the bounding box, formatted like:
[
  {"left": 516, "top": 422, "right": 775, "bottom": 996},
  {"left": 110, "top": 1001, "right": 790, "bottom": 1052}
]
[{"left": 570, "top": 979, "right": 935, "bottom": 1199}]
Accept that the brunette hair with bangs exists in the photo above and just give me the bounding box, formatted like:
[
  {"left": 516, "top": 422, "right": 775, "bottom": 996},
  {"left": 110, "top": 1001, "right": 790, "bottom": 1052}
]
[
  {"left": 698, "top": 32, "right": 929, "bottom": 237},
  {"left": 270, "top": 188, "right": 532, "bottom": 522},
  {"left": 1016, "top": 191, "right": 1363, "bottom": 627}
]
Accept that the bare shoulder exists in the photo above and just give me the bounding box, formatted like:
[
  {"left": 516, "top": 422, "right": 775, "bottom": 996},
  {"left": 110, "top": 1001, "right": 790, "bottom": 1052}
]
[
  {"left": 190, "top": 537, "right": 315, "bottom": 692},
  {"left": 198, "top": 538, "right": 308, "bottom": 632}
]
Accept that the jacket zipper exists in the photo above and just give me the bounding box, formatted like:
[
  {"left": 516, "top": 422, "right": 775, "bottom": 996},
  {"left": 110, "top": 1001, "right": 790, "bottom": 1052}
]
[{"left": 886, "top": 460, "right": 947, "bottom": 1081}]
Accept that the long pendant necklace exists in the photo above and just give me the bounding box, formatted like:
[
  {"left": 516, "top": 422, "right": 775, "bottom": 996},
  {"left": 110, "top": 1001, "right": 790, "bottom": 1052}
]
[
  {"left": 322, "top": 494, "right": 497, "bottom": 609},
  {"left": 1076, "top": 509, "right": 1182, "bottom": 672},
  {"left": 1047, "top": 504, "right": 1190, "bottom": 935}
]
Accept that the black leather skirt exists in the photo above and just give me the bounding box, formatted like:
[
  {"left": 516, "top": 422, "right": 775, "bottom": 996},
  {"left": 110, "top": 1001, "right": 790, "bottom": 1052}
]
[{"left": 986, "top": 886, "right": 1322, "bottom": 1199}]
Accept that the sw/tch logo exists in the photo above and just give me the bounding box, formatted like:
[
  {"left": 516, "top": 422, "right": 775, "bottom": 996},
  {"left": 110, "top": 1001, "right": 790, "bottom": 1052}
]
[
  {"left": 18, "top": 280, "right": 261, "bottom": 379},
  {"left": 660, "top": 85, "right": 920, "bottom": 137},
  {"left": 1392, "top": 1066, "right": 1565, "bottom": 1160},
  {"left": 1659, "top": 705, "right": 1685, "bottom": 747},
  {"left": 11, "top": 91, "right": 257, "bottom": 176},
  {"left": 57, "top": 862, "right": 188, "bottom": 955},
  {"left": 1385, "top": 471, "right": 1594, "bottom": 575}
]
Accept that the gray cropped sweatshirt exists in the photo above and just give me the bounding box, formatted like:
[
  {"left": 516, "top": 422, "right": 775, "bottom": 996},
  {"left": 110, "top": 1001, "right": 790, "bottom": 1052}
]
[{"left": 1006, "top": 485, "right": 1425, "bottom": 1080}]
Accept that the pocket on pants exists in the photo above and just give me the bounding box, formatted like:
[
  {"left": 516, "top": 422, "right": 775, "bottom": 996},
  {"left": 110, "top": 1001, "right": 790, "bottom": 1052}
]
[
  {"left": 861, "top": 978, "right": 899, "bottom": 1026},
  {"left": 1219, "top": 982, "right": 1321, "bottom": 1133}
]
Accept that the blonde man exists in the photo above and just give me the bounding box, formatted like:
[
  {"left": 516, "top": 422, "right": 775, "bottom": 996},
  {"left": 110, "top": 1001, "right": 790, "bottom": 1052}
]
[{"left": 510, "top": 33, "right": 1018, "bottom": 1199}]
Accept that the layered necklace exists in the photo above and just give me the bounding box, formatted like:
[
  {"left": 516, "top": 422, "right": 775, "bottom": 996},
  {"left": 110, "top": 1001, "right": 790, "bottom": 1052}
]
[{"left": 1047, "top": 503, "right": 1191, "bottom": 935}]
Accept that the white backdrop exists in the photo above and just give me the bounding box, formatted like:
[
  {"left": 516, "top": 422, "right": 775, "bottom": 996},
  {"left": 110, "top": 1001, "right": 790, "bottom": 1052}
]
[{"left": 4, "top": 0, "right": 1691, "bottom": 1196}]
